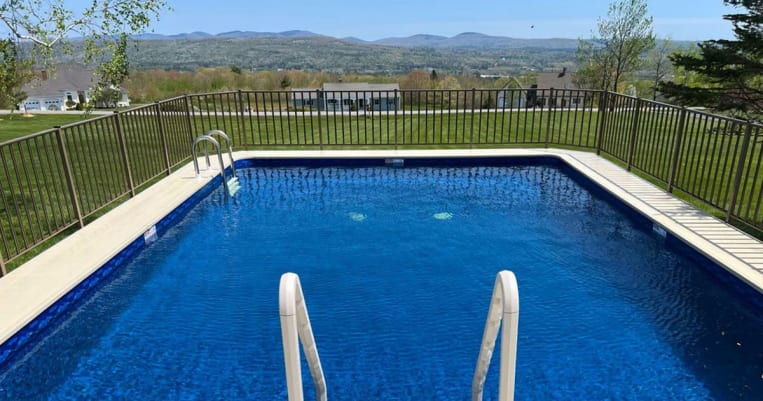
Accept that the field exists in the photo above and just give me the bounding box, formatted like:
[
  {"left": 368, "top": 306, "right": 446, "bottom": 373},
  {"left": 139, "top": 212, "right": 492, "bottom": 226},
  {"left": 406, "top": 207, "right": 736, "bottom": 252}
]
[{"left": 0, "top": 114, "right": 96, "bottom": 143}]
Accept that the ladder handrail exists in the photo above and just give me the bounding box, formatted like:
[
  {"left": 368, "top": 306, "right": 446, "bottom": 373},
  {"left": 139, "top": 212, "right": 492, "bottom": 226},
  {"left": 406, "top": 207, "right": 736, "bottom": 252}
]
[
  {"left": 204, "top": 129, "right": 236, "bottom": 177},
  {"left": 472, "top": 270, "right": 520, "bottom": 401},
  {"left": 191, "top": 135, "right": 230, "bottom": 195},
  {"left": 279, "top": 273, "right": 327, "bottom": 401}
]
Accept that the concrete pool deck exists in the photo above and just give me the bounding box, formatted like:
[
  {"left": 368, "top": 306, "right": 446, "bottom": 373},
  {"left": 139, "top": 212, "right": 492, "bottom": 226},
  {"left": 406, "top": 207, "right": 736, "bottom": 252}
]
[{"left": 1, "top": 148, "right": 762, "bottom": 346}]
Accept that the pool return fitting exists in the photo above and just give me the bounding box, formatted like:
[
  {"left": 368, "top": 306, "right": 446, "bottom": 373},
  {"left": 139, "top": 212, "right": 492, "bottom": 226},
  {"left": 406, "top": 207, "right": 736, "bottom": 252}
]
[
  {"left": 278, "top": 271, "right": 519, "bottom": 401},
  {"left": 191, "top": 130, "right": 240, "bottom": 197}
]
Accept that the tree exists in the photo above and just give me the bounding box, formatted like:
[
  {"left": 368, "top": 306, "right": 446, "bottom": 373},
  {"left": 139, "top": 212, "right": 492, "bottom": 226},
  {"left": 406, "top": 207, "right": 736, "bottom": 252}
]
[
  {"left": 280, "top": 74, "right": 291, "bottom": 89},
  {"left": 0, "top": 38, "right": 29, "bottom": 110},
  {"left": 574, "top": 47, "right": 615, "bottom": 90},
  {"left": 576, "top": 0, "right": 655, "bottom": 92},
  {"left": 89, "top": 33, "right": 130, "bottom": 109},
  {"left": 0, "top": 0, "right": 168, "bottom": 92},
  {"left": 400, "top": 70, "right": 430, "bottom": 89},
  {"left": 659, "top": 0, "right": 763, "bottom": 117},
  {"left": 646, "top": 38, "right": 674, "bottom": 100}
]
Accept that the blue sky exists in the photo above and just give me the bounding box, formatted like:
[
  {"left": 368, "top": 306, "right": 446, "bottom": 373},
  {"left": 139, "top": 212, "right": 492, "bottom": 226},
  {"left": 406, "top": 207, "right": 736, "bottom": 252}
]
[{"left": 148, "top": 0, "right": 737, "bottom": 40}]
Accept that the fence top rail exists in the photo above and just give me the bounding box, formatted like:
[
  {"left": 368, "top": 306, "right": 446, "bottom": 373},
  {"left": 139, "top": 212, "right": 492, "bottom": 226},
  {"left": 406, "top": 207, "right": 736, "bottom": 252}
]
[
  {"left": 156, "top": 95, "right": 190, "bottom": 103},
  {"left": 239, "top": 88, "right": 605, "bottom": 95},
  {"left": 627, "top": 96, "right": 684, "bottom": 111},
  {"left": 187, "top": 91, "right": 240, "bottom": 97},
  {"left": 0, "top": 127, "right": 59, "bottom": 147},
  {"left": 56, "top": 113, "right": 115, "bottom": 130},
  {"left": 684, "top": 108, "right": 763, "bottom": 128},
  {"left": 117, "top": 103, "right": 158, "bottom": 115},
  {"left": 0, "top": 111, "right": 118, "bottom": 147}
]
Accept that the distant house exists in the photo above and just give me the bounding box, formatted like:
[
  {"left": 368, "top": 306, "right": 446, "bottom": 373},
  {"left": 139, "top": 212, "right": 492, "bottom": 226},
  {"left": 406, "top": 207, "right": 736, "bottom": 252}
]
[
  {"left": 291, "top": 83, "right": 400, "bottom": 111},
  {"left": 496, "top": 81, "right": 526, "bottom": 109},
  {"left": 530, "top": 68, "right": 584, "bottom": 108},
  {"left": 19, "top": 64, "right": 130, "bottom": 111},
  {"left": 290, "top": 88, "right": 323, "bottom": 110}
]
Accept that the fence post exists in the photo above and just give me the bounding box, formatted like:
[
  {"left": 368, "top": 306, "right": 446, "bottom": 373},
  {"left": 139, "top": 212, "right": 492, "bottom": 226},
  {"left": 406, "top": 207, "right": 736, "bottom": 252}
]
[
  {"left": 0, "top": 250, "right": 6, "bottom": 276},
  {"left": 394, "top": 89, "right": 398, "bottom": 150},
  {"left": 667, "top": 107, "right": 688, "bottom": 193},
  {"left": 470, "top": 88, "right": 476, "bottom": 149},
  {"left": 626, "top": 98, "right": 642, "bottom": 171},
  {"left": 726, "top": 122, "right": 754, "bottom": 223},
  {"left": 155, "top": 102, "right": 172, "bottom": 175},
  {"left": 236, "top": 90, "right": 247, "bottom": 148},
  {"left": 184, "top": 94, "right": 196, "bottom": 144},
  {"left": 316, "top": 89, "right": 323, "bottom": 150},
  {"left": 595, "top": 91, "right": 609, "bottom": 155},
  {"left": 55, "top": 126, "right": 84, "bottom": 229},
  {"left": 545, "top": 88, "right": 554, "bottom": 148},
  {"left": 113, "top": 111, "right": 135, "bottom": 197}
]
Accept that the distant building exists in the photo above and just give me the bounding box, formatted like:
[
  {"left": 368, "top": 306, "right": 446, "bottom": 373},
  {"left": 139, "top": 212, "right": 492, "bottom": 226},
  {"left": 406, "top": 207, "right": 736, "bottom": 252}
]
[
  {"left": 291, "top": 83, "right": 400, "bottom": 111},
  {"left": 496, "top": 81, "right": 527, "bottom": 109},
  {"left": 290, "top": 88, "right": 323, "bottom": 110},
  {"left": 19, "top": 64, "right": 130, "bottom": 111},
  {"left": 531, "top": 68, "right": 584, "bottom": 108}
]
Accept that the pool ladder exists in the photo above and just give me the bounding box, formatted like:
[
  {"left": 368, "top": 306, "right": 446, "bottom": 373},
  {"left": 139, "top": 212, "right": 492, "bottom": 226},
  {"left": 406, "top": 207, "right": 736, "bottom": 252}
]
[
  {"left": 191, "top": 130, "right": 240, "bottom": 197},
  {"left": 278, "top": 271, "right": 519, "bottom": 401}
]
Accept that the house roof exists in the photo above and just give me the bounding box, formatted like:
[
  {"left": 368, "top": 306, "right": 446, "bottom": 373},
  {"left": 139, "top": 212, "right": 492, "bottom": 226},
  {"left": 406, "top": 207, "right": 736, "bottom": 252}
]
[
  {"left": 322, "top": 82, "right": 399, "bottom": 92},
  {"left": 536, "top": 70, "right": 576, "bottom": 90},
  {"left": 22, "top": 64, "right": 95, "bottom": 97},
  {"left": 290, "top": 88, "right": 321, "bottom": 100}
]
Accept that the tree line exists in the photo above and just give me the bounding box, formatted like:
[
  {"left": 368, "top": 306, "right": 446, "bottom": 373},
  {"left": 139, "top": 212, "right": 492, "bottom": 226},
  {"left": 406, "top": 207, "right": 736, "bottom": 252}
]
[{"left": 124, "top": 68, "right": 527, "bottom": 104}]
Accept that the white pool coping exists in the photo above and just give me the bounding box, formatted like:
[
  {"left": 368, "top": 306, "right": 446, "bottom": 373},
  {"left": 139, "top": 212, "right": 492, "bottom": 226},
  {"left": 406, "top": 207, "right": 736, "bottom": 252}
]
[{"left": 1, "top": 148, "right": 762, "bottom": 346}]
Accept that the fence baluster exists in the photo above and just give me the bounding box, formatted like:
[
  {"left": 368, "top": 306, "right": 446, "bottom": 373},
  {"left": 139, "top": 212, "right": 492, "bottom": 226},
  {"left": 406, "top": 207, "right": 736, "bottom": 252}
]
[
  {"left": 155, "top": 102, "right": 172, "bottom": 175},
  {"left": 626, "top": 98, "right": 643, "bottom": 171},
  {"left": 595, "top": 91, "right": 608, "bottom": 155},
  {"left": 394, "top": 89, "right": 398, "bottom": 149},
  {"left": 545, "top": 88, "right": 554, "bottom": 148},
  {"left": 667, "top": 107, "right": 688, "bottom": 193},
  {"left": 54, "top": 126, "right": 84, "bottom": 229},
  {"left": 236, "top": 90, "right": 247, "bottom": 147},
  {"left": 113, "top": 111, "right": 135, "bottom": 197},
  {"left": 184, "top": 94, "right": 195, "bottom": 143},
  {"left": 470, "top": 88, "right": 476, "bottom": 148},
  {"left": 727, "top": 123, "right": 754, "bottom": 223}
]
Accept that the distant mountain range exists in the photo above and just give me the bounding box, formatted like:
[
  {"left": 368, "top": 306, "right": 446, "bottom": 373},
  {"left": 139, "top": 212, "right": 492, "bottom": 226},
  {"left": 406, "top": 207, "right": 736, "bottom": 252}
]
[
  {"left": 134, "top": 30, "right": 323, "bottom": 41},
  {"left": 54, "top": 30, "right": 693, "bottom": 74},
  {"left": 134, "top": 30, "right": 582, "bottom": 50}
]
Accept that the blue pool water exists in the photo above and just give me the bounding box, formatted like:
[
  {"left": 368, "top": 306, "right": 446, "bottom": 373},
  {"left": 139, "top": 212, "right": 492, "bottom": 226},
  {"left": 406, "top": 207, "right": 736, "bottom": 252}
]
[{"left": 1, "top": 160, "right": 762, "bottom": 400}]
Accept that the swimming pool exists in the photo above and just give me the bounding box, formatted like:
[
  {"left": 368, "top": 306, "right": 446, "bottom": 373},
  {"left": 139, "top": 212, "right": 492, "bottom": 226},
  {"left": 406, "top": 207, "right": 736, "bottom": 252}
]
[{"left": 1, "top": 157, "right": 762, "bottom": 400}]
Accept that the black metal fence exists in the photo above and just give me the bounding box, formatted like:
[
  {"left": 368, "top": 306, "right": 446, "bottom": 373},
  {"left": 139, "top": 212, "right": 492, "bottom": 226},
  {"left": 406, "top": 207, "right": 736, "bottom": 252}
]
[{"left": 1, "top": 89, "right": 761, "bottom": 274}]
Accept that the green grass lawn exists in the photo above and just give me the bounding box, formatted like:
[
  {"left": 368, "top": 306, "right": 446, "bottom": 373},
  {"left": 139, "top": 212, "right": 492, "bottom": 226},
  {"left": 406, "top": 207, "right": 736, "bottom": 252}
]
[{"left": 0, "top": 113, "right": 96, "bottom": 143}]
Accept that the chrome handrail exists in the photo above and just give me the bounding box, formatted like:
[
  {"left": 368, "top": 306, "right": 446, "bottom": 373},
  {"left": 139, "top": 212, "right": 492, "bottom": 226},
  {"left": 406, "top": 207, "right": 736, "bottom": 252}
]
[
  {"left": 191, "top": 135, "right": 229, "bottom": 195},
  {"left": 279, "top": 272, "right": 327, "bottom": 401},
  {"left": 472, "top": 270, "right": 520, "bottom": 401},
  {"left": 204, "top": 129, "right": 236, "bottom": 177}
]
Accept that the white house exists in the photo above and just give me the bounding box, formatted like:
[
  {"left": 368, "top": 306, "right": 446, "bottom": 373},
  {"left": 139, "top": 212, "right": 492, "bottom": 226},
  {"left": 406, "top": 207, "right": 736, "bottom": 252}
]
[
  {"left": 531, "top": 68, "right": 584, "bottom": 108},
  {"left": 19, "top": 65, "right": 130, "bottom": 111},
  {"left": 291, "top": 83, "right": 400, "bottom": 111}
]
